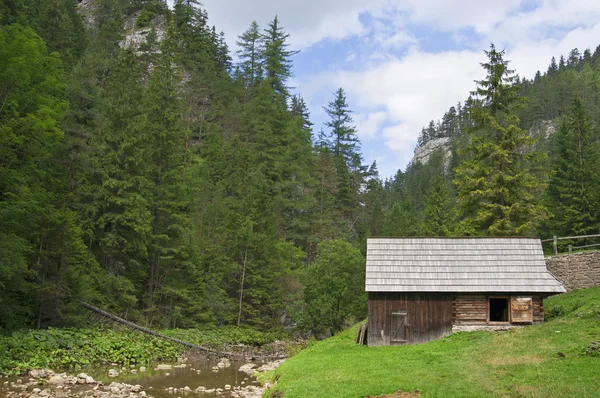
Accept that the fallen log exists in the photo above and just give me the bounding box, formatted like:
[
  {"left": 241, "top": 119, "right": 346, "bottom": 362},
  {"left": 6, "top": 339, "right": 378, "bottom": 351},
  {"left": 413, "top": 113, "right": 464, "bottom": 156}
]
[{"left": 80, "top": 302, "right": 287, "bottom": 361}]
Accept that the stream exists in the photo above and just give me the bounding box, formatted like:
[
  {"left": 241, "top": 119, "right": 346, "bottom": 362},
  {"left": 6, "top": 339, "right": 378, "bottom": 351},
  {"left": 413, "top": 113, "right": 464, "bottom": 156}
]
[
  {"left": 1, "top": 356, "right": 267, "bottom": 398},
  {"left": 87, "top": 357, "right": 258, "bottom": 397}
]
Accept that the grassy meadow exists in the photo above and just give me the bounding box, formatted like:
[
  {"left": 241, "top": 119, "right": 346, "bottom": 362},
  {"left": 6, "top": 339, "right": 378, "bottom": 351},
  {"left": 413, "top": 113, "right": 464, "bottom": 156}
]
[{"left": 262, "top": 287, "right": 600, "bottom": 398}]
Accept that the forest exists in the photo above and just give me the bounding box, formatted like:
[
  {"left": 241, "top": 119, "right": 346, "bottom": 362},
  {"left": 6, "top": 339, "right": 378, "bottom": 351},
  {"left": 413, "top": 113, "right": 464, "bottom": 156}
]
[{"left": 1, "top": 0, "right": 600, "bottom": 337}]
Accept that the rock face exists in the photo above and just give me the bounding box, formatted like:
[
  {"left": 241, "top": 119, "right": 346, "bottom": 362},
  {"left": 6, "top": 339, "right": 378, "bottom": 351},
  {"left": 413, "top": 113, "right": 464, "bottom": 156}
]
[
  {"left": 121, "top": 12, "right": 167, "bottom": 50},
  {"left": 411, "top": 137, "right": 451, "bottom": 168},
  {"left": 546, "top": 252, "right": 600, "bottom": 291},
  {"left": 410, "top": 119, "right": 557, "bottom": 169},
  {"left": 528, "top": 119, "right": 557, "bottom": 139}
]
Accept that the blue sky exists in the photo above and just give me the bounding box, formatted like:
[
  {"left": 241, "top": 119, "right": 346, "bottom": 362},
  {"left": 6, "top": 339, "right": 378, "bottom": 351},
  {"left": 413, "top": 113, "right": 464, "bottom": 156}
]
[{"left": 196, "top": 0, "right": 600, "bottom": 179}]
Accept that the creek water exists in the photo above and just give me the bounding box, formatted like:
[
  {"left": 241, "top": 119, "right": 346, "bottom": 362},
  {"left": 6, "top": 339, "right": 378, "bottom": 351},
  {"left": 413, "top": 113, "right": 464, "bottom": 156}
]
[
  {"left": 1, "top": 357, "right": 259, "bottom": 398},
  {"left": 86, "top": 357, "right": 258, "bottom": 397}
]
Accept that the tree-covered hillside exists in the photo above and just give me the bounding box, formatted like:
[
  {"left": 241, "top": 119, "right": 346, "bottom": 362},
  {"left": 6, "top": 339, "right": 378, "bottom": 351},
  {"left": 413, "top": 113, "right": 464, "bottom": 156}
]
[
  {"left": 0, "top": 0, "right": 371, "bottom": 334},
  {"left": 1, "top": 0, "right": 599, "bottom": 335},
  {"left": 397, "top": 43, "right": 600, "bottom": 243}
]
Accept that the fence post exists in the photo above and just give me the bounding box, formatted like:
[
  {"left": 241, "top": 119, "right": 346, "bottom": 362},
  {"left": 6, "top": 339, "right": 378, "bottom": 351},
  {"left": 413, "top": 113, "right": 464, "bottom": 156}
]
[
  {"left": 568, "top": 244, "right": 572, "bottom": 252},
  {"left": 553, "top": 235, "right": 558, "bottom": 255}
]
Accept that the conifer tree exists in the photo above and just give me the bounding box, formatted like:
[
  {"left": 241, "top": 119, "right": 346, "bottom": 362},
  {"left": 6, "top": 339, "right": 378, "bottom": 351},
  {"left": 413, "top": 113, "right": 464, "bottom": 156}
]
[
  {"left": 141, "top": 33, "right": 193, "bottom": 324},
  {"left": 236, "top": 21, "right": 263, "bottom": 89},
  {"left": 261, "top": 16, "right": 298, "bottom": 98},
  {"left": 454, "top": 44, "right": 547, "bottom": 236},
  {"left": 323, "top": 88, "right": 362, "bottom": 168},
  {"left": 90, "top": 49, "right": 152, "bottom": 297},
  {"left": 546, "top": 97, "right": 600, "bottom": 238},
  {"left": 322, "top": 88, "right": 365, "bottom": 221},
  {"left": 422, "top": 175, "right": 455, "bottom": 236}
]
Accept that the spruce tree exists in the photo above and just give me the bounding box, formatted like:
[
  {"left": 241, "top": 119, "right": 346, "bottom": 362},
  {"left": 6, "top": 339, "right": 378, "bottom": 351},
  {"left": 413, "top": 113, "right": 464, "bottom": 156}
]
[
  {"left": 322, "top": 88, "right": 365, "bottom": 221},
  {"left": 422, "top": 175, "right": 455, "bottom": 236},
  {"left": 236, "top": 21, "right": 263, "bottom": 89},
  {"left": 454, "top": 44, "right": 547, "bottom": 236},
  {"left": 546, "top": 97, "right": 600, "bottom": 238},
  {"left": 261, "top": 16, "right": 298, "bottom": 98}
]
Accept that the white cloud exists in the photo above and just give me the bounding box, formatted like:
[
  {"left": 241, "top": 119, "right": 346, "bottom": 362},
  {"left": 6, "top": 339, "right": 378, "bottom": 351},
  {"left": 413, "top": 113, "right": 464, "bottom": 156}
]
[
  {"left": 299, "top": 49, "right": 483, "bottom": 160},
  {"left": 404, "top": 0, "right": 523, "bottom": 33},
  {"left": 354, "top": 111, "right": 388, "bottom": 141},
  {"left": 190, "top": 0, "right": 600, "bottom": 177},
  {"left": 199, "top": 0, "right": 387, "bottom": 49}
]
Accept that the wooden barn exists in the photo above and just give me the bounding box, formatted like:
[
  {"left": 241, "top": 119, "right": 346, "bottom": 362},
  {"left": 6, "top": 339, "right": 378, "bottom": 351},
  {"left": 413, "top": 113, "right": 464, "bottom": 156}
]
[{"left": 366, "top": 237, "right": 566, "bottom": 346}]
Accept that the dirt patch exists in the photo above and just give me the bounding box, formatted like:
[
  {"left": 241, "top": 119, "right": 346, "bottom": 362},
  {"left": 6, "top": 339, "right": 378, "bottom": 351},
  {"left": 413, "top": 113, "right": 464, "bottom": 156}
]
[{"left": 365, "top": 390, "right": 421, "bottom": 398}]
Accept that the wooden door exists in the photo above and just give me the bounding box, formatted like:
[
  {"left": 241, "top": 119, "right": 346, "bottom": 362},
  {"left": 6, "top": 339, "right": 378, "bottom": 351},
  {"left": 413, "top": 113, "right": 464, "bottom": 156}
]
[{"left": 391, "top": 311, "right": 407, "bottom": 343}]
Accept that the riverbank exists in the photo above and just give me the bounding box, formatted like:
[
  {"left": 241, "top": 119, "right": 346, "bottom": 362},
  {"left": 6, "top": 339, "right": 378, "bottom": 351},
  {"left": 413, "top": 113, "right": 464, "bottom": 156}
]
[
  {"left": 0, "top": 327, "right": 289, "bottom": 376},
  {"left": 261, "top": 287, "right": 600, "bottom": 397},
  {"left": 1, "top": 358, "right": 285, "bottom": 398}
]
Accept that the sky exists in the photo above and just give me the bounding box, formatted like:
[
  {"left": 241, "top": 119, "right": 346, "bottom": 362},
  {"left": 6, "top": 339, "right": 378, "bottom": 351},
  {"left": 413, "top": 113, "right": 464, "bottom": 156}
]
[{"left": 194, "top": 0, "right": 600, "bottom": 179}]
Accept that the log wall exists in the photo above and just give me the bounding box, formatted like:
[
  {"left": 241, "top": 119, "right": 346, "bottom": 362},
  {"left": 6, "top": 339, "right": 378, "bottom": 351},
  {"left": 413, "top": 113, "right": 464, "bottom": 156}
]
[{"left": 452, "top": 294, "right": 546, "bottom": 325}]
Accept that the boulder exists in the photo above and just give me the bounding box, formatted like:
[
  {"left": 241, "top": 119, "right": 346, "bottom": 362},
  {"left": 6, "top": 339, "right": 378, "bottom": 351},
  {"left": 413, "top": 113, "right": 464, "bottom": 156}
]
[
  {"left": 28, "top": 369, "right": 54, "bottom": 379},
  {"left": 47, "top": 375, "right": 65, "bottom": 385},
  {"left": 238, "top": 363, "right": 257, "bottom": 375}
]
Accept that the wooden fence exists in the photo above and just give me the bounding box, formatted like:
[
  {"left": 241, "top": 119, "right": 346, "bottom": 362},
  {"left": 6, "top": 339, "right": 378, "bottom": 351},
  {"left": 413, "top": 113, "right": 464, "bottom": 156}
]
[{"left": 541, "top": 233, "right": 600, "bottom": 255}]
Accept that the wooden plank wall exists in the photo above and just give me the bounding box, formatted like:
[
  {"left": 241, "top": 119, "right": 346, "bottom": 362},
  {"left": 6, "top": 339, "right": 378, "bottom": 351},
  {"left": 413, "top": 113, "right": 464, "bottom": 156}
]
[
  {"left": 452, "top": 294, "right": 546, "bottom": 325},
  {"left": 367, "top": 292, "right": 453, "bottom": 346},
  {"left": 453, "top": 295, "right": 488, "bottom": 325}
]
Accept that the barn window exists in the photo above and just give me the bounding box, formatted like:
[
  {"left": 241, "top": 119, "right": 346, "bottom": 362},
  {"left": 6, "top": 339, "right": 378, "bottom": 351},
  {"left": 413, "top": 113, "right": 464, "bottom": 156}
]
[
  {"left": 391, "top": 311, "right": 407, "bottom": 342},
  {"left": 489, "top": 298, "right": 509, "bottom": 322}
]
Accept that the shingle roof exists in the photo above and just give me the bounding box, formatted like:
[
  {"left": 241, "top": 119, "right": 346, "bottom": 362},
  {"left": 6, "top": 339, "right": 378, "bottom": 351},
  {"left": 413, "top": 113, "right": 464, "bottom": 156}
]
[{"left": 366, "top": 237, "right": 565, "bottom": 293}]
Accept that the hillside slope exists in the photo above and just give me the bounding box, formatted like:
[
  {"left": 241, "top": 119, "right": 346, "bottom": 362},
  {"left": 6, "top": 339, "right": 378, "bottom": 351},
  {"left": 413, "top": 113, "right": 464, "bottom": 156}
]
[{"left": 263, "top": 287, "right": 600, "bottom": 398}]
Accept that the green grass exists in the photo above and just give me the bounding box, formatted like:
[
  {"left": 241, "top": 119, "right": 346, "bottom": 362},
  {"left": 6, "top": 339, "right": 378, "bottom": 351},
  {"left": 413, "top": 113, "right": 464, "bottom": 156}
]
[{"left": 262, "top": 287, "right": 600, "bottom": 398}]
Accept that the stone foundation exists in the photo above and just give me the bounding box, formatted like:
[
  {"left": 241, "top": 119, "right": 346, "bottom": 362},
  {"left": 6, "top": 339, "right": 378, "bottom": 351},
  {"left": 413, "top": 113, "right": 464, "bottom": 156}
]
[{"left": 452, "top": 325, "right": 522, "bottom": 333}]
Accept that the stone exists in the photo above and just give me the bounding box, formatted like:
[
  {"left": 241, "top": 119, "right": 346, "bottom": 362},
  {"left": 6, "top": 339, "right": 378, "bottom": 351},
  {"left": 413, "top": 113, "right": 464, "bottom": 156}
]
[
  {"left": 47, "top": 375, "right": 66, "bottom": 385},
  {"left": 238, "top": 363, "right": 257, "bottom": 375},
  {"left": 28, "top": 369, "right": 54, "bottom": 379},
  {"left": 224, "top": 384, "right": 231, "bottom": 390},
  {"left": 131, "top": 384, "right": 142, "bottom": 392},
  {"left": 183, "top": 386, "right": 191, "bottom": 392},
  {"left": 108, "top": 369, "right": 119, "bottom": 378},
  {"left": 139, "top": 366, "right": 146, "bottom": 372},
  {"left": 156, "top": 364, "right": 172, "bottom": 370}
]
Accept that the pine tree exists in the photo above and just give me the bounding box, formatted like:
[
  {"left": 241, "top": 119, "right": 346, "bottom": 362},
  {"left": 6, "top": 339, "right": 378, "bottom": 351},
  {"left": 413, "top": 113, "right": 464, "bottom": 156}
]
[
  {"left": 141, "top": 34, "right": 193, "bottom": 325},
  {"left": 422, "top": 175, "right": 455, "bottom": 236},
  {"left": 547, "top": 57, "right": 558, "bottom": 75},
  {"left": 261, "top": 16, "right": 298, "bottom": 98},
  {"left": 383, "top": 201, "right": 420, "bottom": 236},
  {"left": 236, "top": 21, "right": 263, "bottom": 89},
  {"left": 546, "top": 97, "right": 600, "bottom": 238},
  {"left": 322, "top": 88, "right": 365, "bottom": 220},
  {"left": 454, "top": 44, "right": 548, "bottom": 236},
  {"left": 323, "top": 88, "right": 362, "bottom": 165},
  {"left": 90, "top": 48, "right": 152, "bottom": 301}
]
